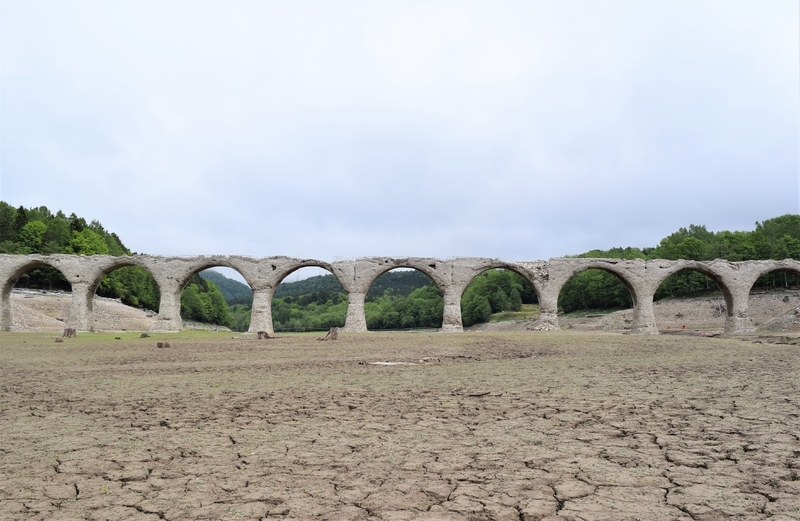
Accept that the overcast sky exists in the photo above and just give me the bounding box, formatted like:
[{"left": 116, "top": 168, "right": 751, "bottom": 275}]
[{"left": 2, "top": 0, "right": 798, "bottom": 265}]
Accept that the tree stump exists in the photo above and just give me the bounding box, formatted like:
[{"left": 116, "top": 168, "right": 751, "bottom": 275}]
[{"left": 317, "top": 327, "right": 339, "bottom": 341}]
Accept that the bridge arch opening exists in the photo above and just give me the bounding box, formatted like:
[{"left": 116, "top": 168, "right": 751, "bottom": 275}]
[
  {"left": 557, "top": 268, "right": 635, "bottom": 330},
  {"left": 178, "top": 266, "right": 252, "bottom": 332},
  {"left": 460, "top": 268, "right": 539, "bottom": 328},
  {"left": 747, "top": 267, "right": 800, "bottom": 331},
  {"left": 365, "top": 268, "right": 444, "bottom": 331},
  {"left": 272, "top": 266, "right": 347, "bottom": 333},
  {"left": 2, "top": 261, "right": 72, "bottom": 331},
  {"left": 653, "top": 268, "right": 730, "bottom": 332},
  {"left": 88, "top": 264, "right": 161, "bottom": 331},
  {"left": 751, "top": 268, "right": 800, "bottom": 293}
]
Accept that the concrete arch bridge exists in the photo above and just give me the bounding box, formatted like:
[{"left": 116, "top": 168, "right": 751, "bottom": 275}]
[{"left": 1, "top": 254, "right": 796, "bottom": 335}]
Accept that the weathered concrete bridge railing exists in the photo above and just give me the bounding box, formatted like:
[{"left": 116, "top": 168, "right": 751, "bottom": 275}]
[{"left": 1, "top": 254, "right": 797, "bottom": 335}]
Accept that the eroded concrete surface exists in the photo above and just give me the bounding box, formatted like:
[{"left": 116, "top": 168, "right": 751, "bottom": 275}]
[{"left": 1, "top": 331, "right": 798, "bottom": 520}]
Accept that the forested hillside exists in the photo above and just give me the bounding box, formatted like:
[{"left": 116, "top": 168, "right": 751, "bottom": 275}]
[
  {"left": 199, "top": 270, "right": 253, "bottom": 306},
  {"left": 0, "top": 202, "right": 229, "bottom": 327},
  {"left": 558, "top": 214, "right": 800, "bottom": 313},
  {"left": 3, "top": 201, "right": 799, "bottom": 331}
]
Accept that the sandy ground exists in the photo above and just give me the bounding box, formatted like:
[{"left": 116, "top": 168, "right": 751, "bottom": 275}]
[
  {"left": 8, "top": 290, "right": 229, "bottom": 332},
  {"left": 1, "top": 330, "right": 798, "bottom": 520},
  {"left": 574, "top": 291, "right": 800, "bottom": 333},
  {"left": 9, "top": 289, "right": 159, "bottom": 332}
]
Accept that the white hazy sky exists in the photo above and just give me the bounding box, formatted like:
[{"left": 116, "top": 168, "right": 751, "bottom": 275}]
[{"left": 1, "top": 0, "right": 798, "bottom": 263}]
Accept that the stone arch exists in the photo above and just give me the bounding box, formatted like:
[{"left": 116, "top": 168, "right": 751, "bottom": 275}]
[
  {"left": 457, "top": 261, "right": 543, "bottom": 300},
  {"left": 540, "top": 258, "right": 653, "bottom": 333},
  {"left": 0, "top": 257, "right": 72, "bottom": 331},
  {"left": 360, "top": 259, "right": 448, "bottom": 295},
  {"left": 270, "top": 260, "right": 344, "bottom": 290},
  {"left": 174, "top": 260, "right": 257, "bottom": 293},
  {"left": 247, "top": 258, "right": 351, "bottom": 335}
]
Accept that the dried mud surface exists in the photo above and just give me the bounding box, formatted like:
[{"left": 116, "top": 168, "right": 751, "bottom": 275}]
[{"left": 1, "top": 331, "right": 799, "bottom": 521}]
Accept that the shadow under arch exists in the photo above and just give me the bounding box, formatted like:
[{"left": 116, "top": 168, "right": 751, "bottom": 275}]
[
  {"left": 459, "top": 267, "right": 540, "bottom": 328},
  {"left": 1, "top": 259, "right": 72, "bottom": 331},
  {"left": 271, "top": 265, "right": 349, "bottom": 333},
  {"left": 363, "top": 267, "right": 444, "bottom": 331}
]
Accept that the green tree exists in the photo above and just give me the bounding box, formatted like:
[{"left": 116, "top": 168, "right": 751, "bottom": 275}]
[
  {"left": 508, "top": 288, "right": 522, "bottom": 311},
  {"left": 676, "top": 236, "right": 706, "bottom": 261},
  {"left": 463, "top": 295, "right": 492, "bottom": 327},
  {"left": 180, "top": 275, "right": 232, "bottom": 327},
  {"left": 17, "top": 221, "right": 47, "bottom": 253},
  {"left": 13, "top": 206, "right": 29, "bottom": 236},
  {"left": 66, "top": 229, "right": 109, "bottom": 255},
  {"left": 772, "top": 235, "right": 800, "bottom": 260},
  {"left": 0, "top": 202, "right": 17, "bottom": 242}
]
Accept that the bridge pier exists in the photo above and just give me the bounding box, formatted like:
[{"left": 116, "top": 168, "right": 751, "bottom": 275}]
[
  {"left": 630, "top": 291, "right": 658, "bottom": 334},
  {"left": 67, "top": 281, "right": 95, "bottom": 332},
  {"left": 533, "top": 287, "right": 560, "bottom": 331},
  {"left": 726, "top": 287, "right": 756, "bottom": 334},
  {"left": 343, "top": 292, "right": 367, "bottom": 332},
  {"left": 441, "top": 287, "right": 464, "bottom": 332},
  {"left": 154, "top": 279, "right": 182, "bottom": 332},
  {"left": 248, "top": 287, "right": 274, "bottom": 335},
  {"left": 0, "top": 286, "right": 11, "bottom": 331}
]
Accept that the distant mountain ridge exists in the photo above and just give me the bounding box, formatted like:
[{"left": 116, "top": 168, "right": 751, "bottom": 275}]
[{"left": 199, "top": 270, "right": 253, "bottom": 306}]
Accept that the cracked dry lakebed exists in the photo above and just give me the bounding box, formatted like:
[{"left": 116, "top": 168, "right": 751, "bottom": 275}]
[{"left": 0, "top": 330, "right": 799, "bottom": 520}]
